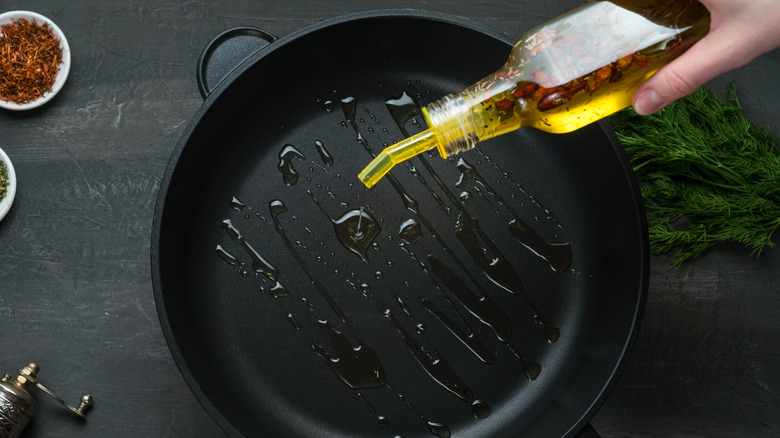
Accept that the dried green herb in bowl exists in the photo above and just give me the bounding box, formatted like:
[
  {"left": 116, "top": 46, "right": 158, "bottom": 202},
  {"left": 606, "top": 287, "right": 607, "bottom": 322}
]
[
  {"left": 0, "top": 160, "right": 7, "bottom": 201},
  {"left": 0, "top": 146, "right": 16, "bottom": 221}
]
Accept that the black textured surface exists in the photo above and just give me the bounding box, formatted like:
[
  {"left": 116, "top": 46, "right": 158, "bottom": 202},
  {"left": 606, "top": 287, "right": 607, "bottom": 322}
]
[{"left": 1, "top": 1, "right": 778, "bottom": 437}]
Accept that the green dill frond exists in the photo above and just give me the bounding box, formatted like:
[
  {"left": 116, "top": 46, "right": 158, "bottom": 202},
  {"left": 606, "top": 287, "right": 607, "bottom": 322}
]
[{"left": 612, "top": 83, "right": 780, "bottom": 268}]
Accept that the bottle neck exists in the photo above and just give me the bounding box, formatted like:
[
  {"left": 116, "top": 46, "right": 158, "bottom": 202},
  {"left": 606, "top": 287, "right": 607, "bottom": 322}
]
[{"left": 423, "top": 93, "right": 481, "bottom": 158}]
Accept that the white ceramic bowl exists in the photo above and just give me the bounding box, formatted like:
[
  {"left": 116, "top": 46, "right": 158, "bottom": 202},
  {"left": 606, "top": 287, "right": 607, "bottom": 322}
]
[
  {"left": 0, "top": 147, "right": 16, "bottom": 222},
  {"left": 0, "top": 10, "right": 71, "bottom": 110}
]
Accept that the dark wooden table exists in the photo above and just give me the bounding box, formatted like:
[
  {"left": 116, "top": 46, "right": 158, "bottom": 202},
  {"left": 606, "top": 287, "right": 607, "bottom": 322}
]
[{"left": 1, "top": 1, "right": 778, "bottom": 437}]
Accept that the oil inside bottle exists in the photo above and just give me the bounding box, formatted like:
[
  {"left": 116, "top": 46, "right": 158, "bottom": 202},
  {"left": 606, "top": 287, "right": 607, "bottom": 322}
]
[{"left": 458, "top": 0, "right": 709, "bottom": 139}]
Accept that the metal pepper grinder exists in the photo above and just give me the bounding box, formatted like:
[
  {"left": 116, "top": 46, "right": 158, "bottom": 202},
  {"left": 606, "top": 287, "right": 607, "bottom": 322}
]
[{"left": 0, "top": 363, "right": 92, "bottom": 438}]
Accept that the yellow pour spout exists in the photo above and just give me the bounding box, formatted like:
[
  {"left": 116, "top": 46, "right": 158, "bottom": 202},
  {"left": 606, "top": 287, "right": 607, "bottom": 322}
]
[{"left": 358, "top": 129, "right": 439, "bottom": 188}]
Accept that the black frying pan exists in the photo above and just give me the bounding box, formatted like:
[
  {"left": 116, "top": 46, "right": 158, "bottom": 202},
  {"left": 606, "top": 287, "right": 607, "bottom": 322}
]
[{"left": 152, "top": 10, "right": 648, "bottom": 438}]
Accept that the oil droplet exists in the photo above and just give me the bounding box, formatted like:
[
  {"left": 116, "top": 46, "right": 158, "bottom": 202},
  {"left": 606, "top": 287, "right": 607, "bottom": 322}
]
[
  {"left": 397, "top": 297, "right": 413, "bottom": 317},
  {"left": 385, "top": 92, "right": 420, "bottom": 135},
  {"left": 458, "top": 157, "right": 572, "bottom": 272},
  {"left": 422, "top": 298, "right": 495, "bottom": 365},
  {"left": 544, "top": 325, "right": 561, "bottom": 343},
  {"left": 333, "top": 208, "right": 381, "bottom": 262},
  {"left": 323, "top": 99, "right": 335, "bottom": 112},
  {"left": 287, "top": 313, "right": 303, "bottom": 331},
  {"left": 269, "top": 200, "right": 348, "bottom": 323},
  {"left": 215, "top": 245, "right": 240, "bottom": 266},
  {"left": 314, "top": 139, "right": 334, "bottom": 166},
  {"left": 508, "top": 219, "right": 572, "bottom": 273},
  {"left": 230, "top": 196, "right": 246, "bottom": 211},
  {"left": 454, "top": 158, "right": 479, "bottom": 187},
  {"left": 221, "top": 220, "right": 279, "bottom": 279},
  {"left": 471, "top": 400, "right": 491, "bottom": 419},
  {"left": 269, "top": 281, "right": 289, "bottom": 298},
  {"left": 278, "top": 144, "right": 305, "bottom": 186},
  {"left": 427, "top": 421, "right": 451, "bottom": 438},
  {"left": 399, "top": 218, "right": 423, "bottom": 243},
  {"left": 455, "top": 214, "right": 524, "bottom": 296},
  {"left": 507, "top": 345, "right": 543, "bottom": 381},
  {"left": 341, "top": 96, "right": 357, "bottom": 122},
  {"left": 385, "top": 311, "right": 474, "bottom": 402},
  {"left": 312, "top": 320, "right": 387, "bottom": 390},
  {"left": 416, "top": 323, "right": 426, "bottom": 334},
  {"left": 427, "top": 255, "right": 511, "bottom": 343},
  {"left": 458, "top": 191, "right": 472, "bottom": 203}
]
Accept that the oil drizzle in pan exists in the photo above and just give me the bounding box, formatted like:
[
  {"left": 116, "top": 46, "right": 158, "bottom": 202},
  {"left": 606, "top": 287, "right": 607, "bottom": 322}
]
[
  {"left": 269, "top": 199, "right": 348, "bottom": 323},
  {"left": 219, "top": 206, "right": 462, "bottom": 435},
  {"left": 212, "top": 84, "right": 578, "bottom": 437},
  {"left": 387, "top": 92, "right": 571, "bottom": 273},
  {"left": 455, "top": 157, "right": 572, "bottom": 273},
  {"left": 385, "top": 308, "right": 474, "bottom": 402},
  {"left": 220, "top": 219, "right": 282, "bottom": 280},
  {"left": 383, "top": 92, "right": 561, "bottom": 343},
  {"left": 347, "top": 96, "right": 545, "bottom": 380},
  {"left": 312, "top": 319, "right": 387, "bottom": 389},
  {"left": 345, "top": 96, "right": 536, "bottom": 344}
]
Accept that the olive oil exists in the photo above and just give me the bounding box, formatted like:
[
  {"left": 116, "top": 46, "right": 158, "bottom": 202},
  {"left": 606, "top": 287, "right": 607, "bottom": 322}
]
[
  {"left": 278, "top": 144, "right": 305, "bottom": 185},
  {"left": 332, "top": 207, "right": 381, "bottom": 262},
  {"left": 358, "top": 0, "right": 710, "bottom": 187}
]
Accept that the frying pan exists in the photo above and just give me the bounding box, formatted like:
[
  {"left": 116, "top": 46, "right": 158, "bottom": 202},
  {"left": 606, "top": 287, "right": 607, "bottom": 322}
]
[{"left": 152, "top": 9, "right": 648, "bottom": 438}]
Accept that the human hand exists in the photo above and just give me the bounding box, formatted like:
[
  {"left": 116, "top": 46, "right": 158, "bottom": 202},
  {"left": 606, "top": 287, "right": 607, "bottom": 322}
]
[{"left": 633, "top": 0, "right": 780, "bottom": 115}]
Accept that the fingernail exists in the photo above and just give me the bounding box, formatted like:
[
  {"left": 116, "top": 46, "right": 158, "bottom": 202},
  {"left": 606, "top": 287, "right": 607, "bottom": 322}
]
[{"left": 634, "top": 88, "right": 667, "bottom": 115}]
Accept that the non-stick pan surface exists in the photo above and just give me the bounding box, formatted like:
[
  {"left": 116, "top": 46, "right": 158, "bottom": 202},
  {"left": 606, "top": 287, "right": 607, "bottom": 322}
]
[{"left": 152, "top": 10, "right": 648, "bottom": 438}]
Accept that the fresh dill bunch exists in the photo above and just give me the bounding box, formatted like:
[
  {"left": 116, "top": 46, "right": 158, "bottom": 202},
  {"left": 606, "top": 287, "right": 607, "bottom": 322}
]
[{"left": 612, "top": 83, "right": 780, "bottom": 267}]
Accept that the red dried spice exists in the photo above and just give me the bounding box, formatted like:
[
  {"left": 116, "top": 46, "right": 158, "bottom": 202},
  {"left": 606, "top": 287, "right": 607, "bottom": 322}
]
[
  {"left": 495, "top": 99, "right": 515, "bottom": 111},
  {"left": 0, "top": 18, "right": 63, "bottom": 105}
]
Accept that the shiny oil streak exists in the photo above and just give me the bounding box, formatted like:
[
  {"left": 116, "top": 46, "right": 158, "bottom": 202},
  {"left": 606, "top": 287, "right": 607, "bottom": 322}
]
[
  {"left": 385, "top": 92, "right": 561, "bottom": 343},
  {"left": 211, "top": 88, "right": 582, "bottom": 437},
  {"left": 269, "top": 199, "right": 348, "bottom": 323}
]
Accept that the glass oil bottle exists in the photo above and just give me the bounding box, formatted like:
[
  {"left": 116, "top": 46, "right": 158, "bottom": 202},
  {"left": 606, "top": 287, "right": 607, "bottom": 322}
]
[{"left": 358, "top": 0, "right": 710, "bottom": 187}]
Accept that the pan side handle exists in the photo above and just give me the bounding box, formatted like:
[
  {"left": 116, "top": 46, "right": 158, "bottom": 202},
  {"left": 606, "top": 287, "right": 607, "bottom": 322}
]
[{"left": 196, "top": 27, "right": 277, "bottom": 99}]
